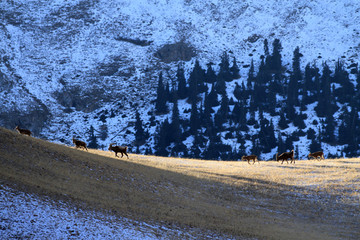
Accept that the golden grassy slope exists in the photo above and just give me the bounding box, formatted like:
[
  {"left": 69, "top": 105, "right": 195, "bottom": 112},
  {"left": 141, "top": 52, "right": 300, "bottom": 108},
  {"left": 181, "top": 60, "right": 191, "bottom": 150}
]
[{"left": 0, "top": 127, "right": 359, "bottom": 239}]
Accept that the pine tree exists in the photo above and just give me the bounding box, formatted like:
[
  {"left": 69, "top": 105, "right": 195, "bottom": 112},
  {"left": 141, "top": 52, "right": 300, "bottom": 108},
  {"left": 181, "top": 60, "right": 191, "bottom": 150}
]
[
  {"left": 333, "top": 59, "right": 354, "bottom": 104},
  {"left": 87, "top": 125, "right": 98, "bottom": 149},
  {"left": 214, "top": 94, "right": 229, "bottom": 131},
  {"left": 155, "top": 119, "right": 170, "bottom": 156},
  {"left": 215, "top": 74, "right": 226, "bottom": 96},
  {"left": 303, "top": 63, "right": 315, "bottom": 104},
  {"left": 176, "top": 64, "right": 187, "bottom": 99},
  {"left": 155, "top": 72, "right": 168, "bottom": 114},
  {"left": 323, "top": 113, "right": 336, "bottom": 144},
  {"left": 270, "top": 39, "right": 283, "bottom": 80},
  {"left": 207, "top": 83, "right": 220, "bottom": 107},
  {"left": 316, "top": 62, "right": 333, "bottom": 117},
  {"left": 230, "top": 57, "right": 241, "bottom": 79},
  {"left": 247, "top": 59, "right": 255, "bottom": 89},
  {"left": 135, "top": 110, "right": 146, "bottom": 146},
  {"left": 253, "top": 58, "right": 269, "bottom": 110},
  {"left": 278, "top": 111, "right": 289, "bottom": 130},
  {"left": 190, "top": 101, "right": 200, "bottom": 134},
  {"left": 188, "top": 60, "right": 206, "bottom": 104},
  {"left": 233, "top": 83, "right": 242, "bottom": 102},
  {"left": 170, "top": 95, "right": 181, "bottom": 142},
  {"left": 264, "top": 39, "right": 269, "bottom": 56},
  {"left": 204, "top": 135, "right": 221, "bottom": 160},
  {"left": 287, "top": 47, "right": 302, "bottom": 106},
  {"left": 205, "top": 62, "right": 217, "bottom": 84},
  {"left": 277, "top": 133, "right": 285, "bottom": 155},
  {"left": 218, "top": 51, "right": 232, "bottom": 82}
]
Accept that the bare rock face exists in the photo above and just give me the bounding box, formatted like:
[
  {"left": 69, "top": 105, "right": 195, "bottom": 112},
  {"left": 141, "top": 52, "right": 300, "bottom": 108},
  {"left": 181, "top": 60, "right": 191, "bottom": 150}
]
[{"left": 155, "top": 42, "right": 196, "bottom": 63}]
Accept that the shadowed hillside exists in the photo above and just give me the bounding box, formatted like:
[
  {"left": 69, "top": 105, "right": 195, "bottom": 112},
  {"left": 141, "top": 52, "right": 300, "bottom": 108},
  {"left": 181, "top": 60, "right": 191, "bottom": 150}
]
[{"left": 0, "top": 127, "right": 359, "bottom": 239}]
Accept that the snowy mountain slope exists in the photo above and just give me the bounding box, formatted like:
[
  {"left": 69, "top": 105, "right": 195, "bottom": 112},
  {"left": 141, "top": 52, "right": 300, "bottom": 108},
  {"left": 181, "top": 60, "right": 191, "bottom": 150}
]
[{"left": 0, "top": 0, "right": 359, "bottom": 156}]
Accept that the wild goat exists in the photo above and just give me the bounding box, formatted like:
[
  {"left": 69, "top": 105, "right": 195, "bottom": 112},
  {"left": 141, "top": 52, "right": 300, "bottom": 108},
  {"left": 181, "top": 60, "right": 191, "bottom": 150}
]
[
  {"left": 241, "top": 155, "right": 259, "bottom": 164},
  {"left": 308, "top": 151, "right": 324, "bottom": 161},
  {"left": 108, "top": 143, "right": 129, "bottom": 158},
  {"left": 276, "top": 149, "right": 295, "bottom": 164},
  {"left": 15, "top": 126, "right": 32, "bottom": 136},
  {"left": 72, "top": 137, "right": 88, "bottom": 151}
]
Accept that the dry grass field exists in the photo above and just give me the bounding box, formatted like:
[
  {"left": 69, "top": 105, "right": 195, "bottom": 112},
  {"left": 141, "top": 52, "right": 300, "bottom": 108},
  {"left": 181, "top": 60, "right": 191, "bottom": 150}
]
[{"left": 0, "top": 127, "right": 359, "bottom": 239}]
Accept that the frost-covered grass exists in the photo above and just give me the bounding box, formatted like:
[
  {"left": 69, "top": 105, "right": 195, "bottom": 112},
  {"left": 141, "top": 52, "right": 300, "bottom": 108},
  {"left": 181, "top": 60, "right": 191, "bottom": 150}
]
[{"left": 0, "top": 185, "right": 207, "bottom": 240}]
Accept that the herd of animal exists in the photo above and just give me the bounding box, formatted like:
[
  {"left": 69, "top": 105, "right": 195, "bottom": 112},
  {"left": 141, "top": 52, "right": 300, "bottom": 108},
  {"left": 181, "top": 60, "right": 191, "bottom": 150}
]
[
  {"left": 241, "top": 149, "right": 325, "bottom": 164},
  {"left": 14, "top": 126, "right": 129, "bottom": 159},
  {"left": 15, "top": 125, "right": 324, "bottom": 162}
]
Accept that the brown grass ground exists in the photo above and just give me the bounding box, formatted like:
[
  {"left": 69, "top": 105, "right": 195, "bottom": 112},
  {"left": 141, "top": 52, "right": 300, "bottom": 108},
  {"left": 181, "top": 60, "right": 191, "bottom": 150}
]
[{"left": 0, "top": 127, "right": 359, "bottom": 239}]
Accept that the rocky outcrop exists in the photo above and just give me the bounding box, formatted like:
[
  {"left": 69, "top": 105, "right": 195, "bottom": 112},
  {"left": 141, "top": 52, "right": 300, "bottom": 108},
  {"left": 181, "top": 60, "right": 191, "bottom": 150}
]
[{"left": 155, "top": 41, "right": 196, "bottom": 63}]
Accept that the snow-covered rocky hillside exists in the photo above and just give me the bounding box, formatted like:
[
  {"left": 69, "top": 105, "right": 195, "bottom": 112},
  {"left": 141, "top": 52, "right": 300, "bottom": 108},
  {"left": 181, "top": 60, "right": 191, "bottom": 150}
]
[{"left": 1, "top": 0, "right": 359, "bottom": 158}]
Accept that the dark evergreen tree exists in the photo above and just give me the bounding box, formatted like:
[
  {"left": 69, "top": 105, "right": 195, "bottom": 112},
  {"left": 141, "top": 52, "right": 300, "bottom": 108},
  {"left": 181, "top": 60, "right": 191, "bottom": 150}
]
[
  {"left": 253, "top": 58, "right": 268, "bottom": 110},
  {"left": 270, "top": 39, "right": 283, "bottom": 80},
  {"left": 277, "top": 133, "right": 285, "bottom": 155},
  {"left": 264, "top": 39, "right": 269, "bottom": 56},
  {"left": 323, "top": 113, "right": 336, "bottom": 144},
  {"left": 190, "top": 101, "right": 200, "bottom": 134},
  {"left": 205, "top": 62, "right": 217, "bottom": 84},
  {"left": 287, "top": 47, "right": 302, "bottom": 107},
  {"left": 294, "top": 111, "right": 306, "bottom": 129},
  {"left": 203, "top": 92, "right": 214, "bottom": 128},
  {"left": 307, "top": 128, "right": 316, "bottom": 140},
  {"left": 338, "top": 107, "right": 356, "bottom": 146},
  {"left": 189, "top": 135, "right": 202, "bottom": 159},
  {"left": 203, "top": 134, "right": 222, "bottom": 160},
  {"left": 278, "top": 111, "right": 289, "bottom": 130},
  {"left": 230, "top": 57, "right": 241, "bottom": 79},
  {"left": 233, "top": 82, "right": 247, "bottom": 103},
  {"left": 207, "top": 83, "right": 220, "bottom": 107},
  {"left": 135, "top": 110, "right": 146, "bottom": 146},
  {"left": 176, "top": 64, "right": 187, "bottom": 99},
  {"left": 171, "top": 96, "right": 182, "bottom": 145},
  {"left": 155, "top": 72, "right": 168, "bottom": 114},
  {"left": 215, "top": 72, "right": 227, "bottom": 96},
  {"left": 232, "top": 101, "right": 242, "bottom": 123},
  {"left": 247, "top": 59, "right": 255, "bottom": 89},
  {"left": 315, "top": 62, "right": 333, "bottom": 117},
  {"left": 155, "top": 119, "right": 170, "bottom": 156},
  {"left": 258, "top": 121, "right": 276, "bottom": 153},
  {"left": 333, "top": 60, "right": 354, "bottom": 103},
  {"left": 214, "top": 94, "right": 229, "bottom": 131},
  {"left": 165, "top": 81, "right": 171, "bottom": 102},
  {"left": 188, "top": 60, "right": 206, "bottom": 104},
  {"left": 303, "top": 63, "right": 316, "bottom": 104},
  {"left": 218, "top": 51, "right": 232, "bottom": 82},
  {"left": 87, "top": 125, "right": 98, "bottom": 149}
]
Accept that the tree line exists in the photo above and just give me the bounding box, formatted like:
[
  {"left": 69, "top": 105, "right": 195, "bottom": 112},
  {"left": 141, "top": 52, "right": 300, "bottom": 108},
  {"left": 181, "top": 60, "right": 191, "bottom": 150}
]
[{"left": 136, "top": 38, "right": 360, "bottom": 160}]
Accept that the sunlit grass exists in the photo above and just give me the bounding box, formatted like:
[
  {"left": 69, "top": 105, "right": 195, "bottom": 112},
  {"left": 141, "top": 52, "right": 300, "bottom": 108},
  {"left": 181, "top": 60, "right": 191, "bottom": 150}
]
[{"left": 1, "top": 127, "right": 359, "bottom": 240}]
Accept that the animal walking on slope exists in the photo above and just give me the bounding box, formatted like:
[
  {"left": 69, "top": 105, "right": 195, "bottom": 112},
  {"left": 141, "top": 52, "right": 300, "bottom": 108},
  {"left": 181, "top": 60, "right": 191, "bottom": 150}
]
[
  {"left": 241, "top": 155, "right": 259, "bottom": 164},
  {"left": 308, "top": 151, "right": 325, "bottom": 161},
  {"left": 15, "top": 126, "right": 32, "bottom": 136},
  {"left": 276, "top": 149, "right": 295, "bottom": 164},
  {"left": 108, "top": 143, "right": 129, "bottom": 158},
  {"left": 72, "top": 137, "right": 88, "bottom": 151}
]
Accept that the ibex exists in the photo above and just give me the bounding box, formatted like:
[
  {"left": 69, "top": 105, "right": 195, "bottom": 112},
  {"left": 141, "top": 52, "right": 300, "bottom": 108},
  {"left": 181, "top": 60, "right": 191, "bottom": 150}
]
[
  {"left": 276, "top": 149, "right": 295, "bottom": 164},
  {"left": 308, "top": 151, "right": 324, "bottom": 161},
  {"left": 108, "top": 143, "right": 129, "bottom": 158},
  {"left": 15, "top": 126, "right": 32, "bottom": 136},
  {"left": 241, "top": 155, "right": 259, "bottom": 164},
  {"left": 72, "top": 137, "right": 88, "bottom": 151}
]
